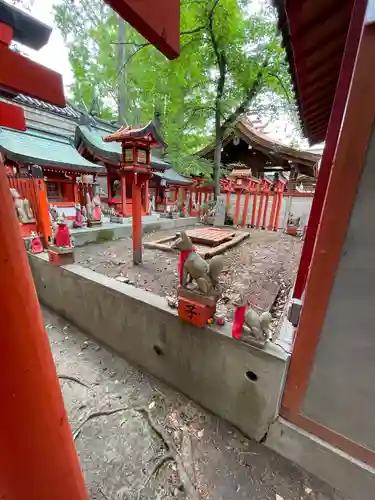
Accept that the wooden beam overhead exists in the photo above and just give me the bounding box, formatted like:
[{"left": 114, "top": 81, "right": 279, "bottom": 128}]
[
  {"left": 0, "top": 45, "right": 65, "bottom": 107},
  {"left": 105, "top": 0, "right": 180, "bottom": 59}
]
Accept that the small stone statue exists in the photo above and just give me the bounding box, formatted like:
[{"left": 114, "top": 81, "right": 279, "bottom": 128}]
[
  {"left": 81, "top": 206, "right": 88, "bottom": 226},
  {"left": 148, "top": 195, "right": 156, "bottom": 215},
  {"left": 172, "top": 231, "right": 223, "bottom": 295},
  {"left": 85, "top": 191, "right": 93, "bottom": 220},
  {"left": 91, "top": 192, "right": 102, "bottom": 221},
  {"left": 232, "top": 293, "right": 272, "bottom": 345},
  {"left": 54, "top": 216, "right": 72, "bottom": 248},
  {"left": 10, "top": 188, "right": 35, "bottom": 223},
  {"left": 73, "top": 204, "right": 83, "bottom": 228}
]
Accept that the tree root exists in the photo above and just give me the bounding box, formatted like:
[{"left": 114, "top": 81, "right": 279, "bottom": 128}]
[
  {"left": 73, "top": 404, "right": 199, "bottom": 499},
  {"left": 73, "top": 406, "right": 134, "bottom": 440},
  {"left": 137, "top": 408, "right": 199, "bottom": 500},
  {"left": 136, "top": 453, "right": 174, "bottom": 500},
  {"left": 58, "top": 374, "right": 95, "bottom": 392}
]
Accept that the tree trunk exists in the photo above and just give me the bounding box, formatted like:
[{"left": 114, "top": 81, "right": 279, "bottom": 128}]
[
  {"left": 117, "top": 17, "right": 127, "bottom": 124},
  {"left": 213, "top": 106, "right": 222, "bottom": 200}
]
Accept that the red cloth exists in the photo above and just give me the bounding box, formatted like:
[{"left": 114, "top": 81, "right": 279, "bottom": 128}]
[
  {"left": 31, "top": 237, "right": 43, "bottom": 254},
  {"left": 232, "top": 305, "right": 247, "bottom": 339},
  {"left": 178, "top": 248, "right": 195, "bottom": 285},
  {"left": 55, "top": 223, "right": 71, "bottom": 247}
]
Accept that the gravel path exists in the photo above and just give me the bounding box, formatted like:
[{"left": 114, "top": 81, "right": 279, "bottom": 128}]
[{"left": 45, "top": 307, "right": 346, "bottom": 500}]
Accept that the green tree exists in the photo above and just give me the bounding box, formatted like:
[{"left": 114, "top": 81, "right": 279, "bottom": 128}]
[{"left": 54, "top": 0, "right": 294, "bottom": 196}]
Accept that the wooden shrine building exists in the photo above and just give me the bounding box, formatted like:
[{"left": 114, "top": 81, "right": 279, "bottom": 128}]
[
  {"left": 0, "top": 94, "right": 191, "bottom": 216},
  {"left": 0, "top": 122, "right": 104, "bottom": 220},
  {"left": 199, "top": 118, "right": 320, "bottom": 188}
]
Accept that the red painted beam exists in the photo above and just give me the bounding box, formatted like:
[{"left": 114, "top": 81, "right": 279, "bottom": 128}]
[
  {"left": 0, "top": 45, "right": 65, "bottom": 107},
  {"left": 105, "top": 0, "right": 180, "bottom": 59},
  {"left": 0, "top": 22, "right": 13, "bottom": 45},
  {"left": 293, "top": 0, "right": 366, "bottom": 300},
  {"left": 0, "top": 101, "right": 26, "bottom": 131}
]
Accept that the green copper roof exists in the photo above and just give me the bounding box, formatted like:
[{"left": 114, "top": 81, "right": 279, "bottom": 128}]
[
  {"left": 153, "top": 169, "right": 192, "bottom": 186},
  {"left": 75, "top": 124, "right": 172, "bottom": 171},
  {"left": 0, "top": 127, "right": 104, "bottom": 173}
]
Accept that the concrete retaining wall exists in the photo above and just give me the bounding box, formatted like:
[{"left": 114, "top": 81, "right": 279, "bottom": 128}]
[{"left": 29, "top": 253, "right": 288, "bottom": 441}]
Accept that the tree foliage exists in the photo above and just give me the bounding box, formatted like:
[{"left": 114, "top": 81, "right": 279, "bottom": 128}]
[{"left": 54, "top": 0, "right": 295, "bottom": 191}]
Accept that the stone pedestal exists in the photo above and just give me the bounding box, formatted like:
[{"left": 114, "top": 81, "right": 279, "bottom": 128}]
[
  {"left": 110, "top": 215, "right": 124, "bottom": 224},
  {"left": 177, "top": 287, "right": 217, "bottom": 327},
  {"left": 48, "top": 246, "right": 74, "bottom": 266},
  {"left": 87, "top": 220, "right": 102, "bottom": 228}
]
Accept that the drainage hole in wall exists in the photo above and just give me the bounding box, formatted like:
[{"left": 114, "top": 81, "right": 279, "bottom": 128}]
[
  {"left": 153, "top": 345, "right": 164, "bottom": 356},
  {"left": 245, "top": 371, "right": 258, "bottom": 382}
]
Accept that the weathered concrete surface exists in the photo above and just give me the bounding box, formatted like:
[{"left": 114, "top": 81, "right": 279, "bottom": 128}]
[
  {"left": 71, "top": 216, "right": 198, "bottom": 247},
  {"left": 266, "top": 418, "right": 375, "bottom": 500},
  {"left": 45, "top": 308, "right": 346, "bottom": 500},
  {"left": 29, "top": 253, "right": 288, "bottom": 442}
]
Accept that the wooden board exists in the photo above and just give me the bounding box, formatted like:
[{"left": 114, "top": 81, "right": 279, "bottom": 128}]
[{"left": 185, "top": 227, "right": 236, "bottom": 247}]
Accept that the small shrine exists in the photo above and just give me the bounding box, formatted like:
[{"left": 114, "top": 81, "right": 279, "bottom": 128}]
[{"left": 103, "top": 122, "right": 167, "bottom": 264}]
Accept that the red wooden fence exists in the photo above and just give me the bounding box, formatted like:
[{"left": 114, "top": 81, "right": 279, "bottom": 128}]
[
  {"left": 7, "top": 175, "right": 51, "bottom": 242},
  {"left": 227, "top": 179, "right": 285, "bottom": 230}
]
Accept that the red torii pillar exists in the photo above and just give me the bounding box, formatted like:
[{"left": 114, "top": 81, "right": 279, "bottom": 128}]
[
  {"left": 273, "top": 180, "right": 285, "bottom": 231},
  {"left": 256, "top": 179, "right": 270, "bottom": 229},
  {"left": 250, "top": 179, "right": 260, "bottom": 227},
  {"left": 233, "top": 186, "right": 242, "bottom": 226},
  {"left": 0, "top": 12, "right": 88, "bottom": 500},
  {"left": 241, "top": 180, "right": 252, "bottom": 228}
]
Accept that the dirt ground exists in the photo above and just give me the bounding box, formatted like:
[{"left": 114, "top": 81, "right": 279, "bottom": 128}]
[
  {"left": 76, "top": 227, "right": 303, "bottom": 325},
  {"left": 45, "top": 307, "right": 346, "bottom": 500}
]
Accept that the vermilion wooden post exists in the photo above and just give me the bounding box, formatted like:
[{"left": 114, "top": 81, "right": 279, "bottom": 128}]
[
  {"left": 268, "top": 192, "right": 277, "bottom": 230},
  {"left": 144, "top": 180, "right": 149, "bottom": 213},
  {"left": 188, "top": 188, "right": 193, "bottom": 214},
  {"left": 73, "top": 176, "right": 79, "bottom": 203},
  {"left": 262, "top": 182, "right": 270, "bottom": 229},
  {"left": 256, "top": 182, "right": 265, "bottom": 229},
  {"left": 121, "top": 175, "right": 127, "bottom": 216},
  {"left": 132, "top": 174, "right": 142, "bottom": 263},
  {"left": 0, "top": 158, "right": 89, "bottom": 500},
  {"left": 241, "top": 184, "right": 251, "bottom": 227},
  {"left": 273, "top": 181, "right": 284, "bottom": 230},
  {"left": 38, "top": 179, "right": 52, "bottom": 243},
  {"left": 225, "top": 184, "right": 231, "bottom": 214},
  {"left": 251, "top": 181, "right": 258, "bottom": 227},
  {"left": 234, "top": 189, "right": 241, "bottom": 226},
  {"left": 292, "top": 0, "right": 366, "bottom": 299}
]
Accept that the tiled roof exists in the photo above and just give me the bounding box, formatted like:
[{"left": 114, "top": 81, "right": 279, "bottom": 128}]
[
  {"left": 153, "top": 169, "right": 192, "bottom": 186},
  {"left": 0, "top": 126, "right": 104, "bottom": 173},
  {"left": 75, "top": 124, "right": 172, "bottom": 171},
  {"left": 12, "top": 94, "right": 81, "bottom": 120}
]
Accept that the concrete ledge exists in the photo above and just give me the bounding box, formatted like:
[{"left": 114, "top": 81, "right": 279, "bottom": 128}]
[
  {"left": 71, "top": 216, "right": 198, "bottom": 247},
  {"left": 29, "top": 253, "right": 288, "bottom": 442},
  {"left": 266, "top": 417, "right": 375, "bottom": 500}
]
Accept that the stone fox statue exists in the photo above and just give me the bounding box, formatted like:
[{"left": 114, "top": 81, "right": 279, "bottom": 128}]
[
  {"left": 10, "top": 188, "right": 35, "bottom": 223},
  {"left": 233, "top": 293, "right": 273, "bottom": 342},
  {"left": 243, "top": 308, "right": 273, "bottom": 341},
  {"left": 172, "top": 231, "right": 223, "bottom": 295}
]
